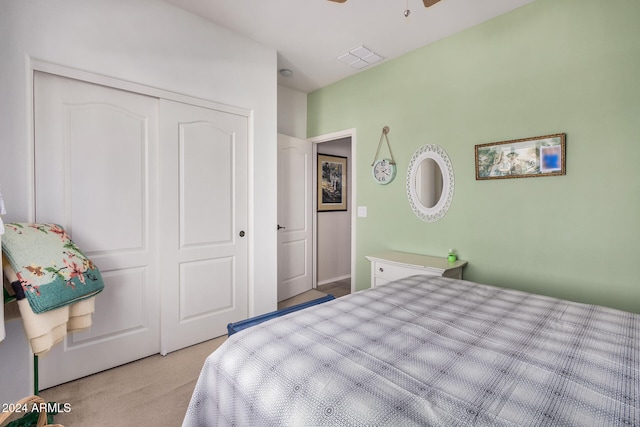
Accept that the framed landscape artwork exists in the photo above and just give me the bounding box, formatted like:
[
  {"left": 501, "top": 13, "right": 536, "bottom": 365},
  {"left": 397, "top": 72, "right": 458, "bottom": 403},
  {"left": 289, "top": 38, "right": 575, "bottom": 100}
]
[
  {"left": 318, "top": 154, "right": 347, "bottom": 211},
  {"left": 475, "top": 133, "right": 566, "bottom": 180}
]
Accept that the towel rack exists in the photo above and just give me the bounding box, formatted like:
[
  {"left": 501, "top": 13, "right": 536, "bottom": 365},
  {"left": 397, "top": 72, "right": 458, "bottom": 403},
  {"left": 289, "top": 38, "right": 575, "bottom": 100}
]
[
  {"left": 3, "top": 275, "right": 59, "bottom": 427},
  {"left": 3, "top": 286, "right": 40, "bottom": 396}
]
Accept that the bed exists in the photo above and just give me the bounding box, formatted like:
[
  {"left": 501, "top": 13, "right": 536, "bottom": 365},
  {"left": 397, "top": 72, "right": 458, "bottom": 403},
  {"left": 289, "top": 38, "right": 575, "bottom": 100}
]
[{"left": 183, "top": 275, "right": 639, "bottom": 426}]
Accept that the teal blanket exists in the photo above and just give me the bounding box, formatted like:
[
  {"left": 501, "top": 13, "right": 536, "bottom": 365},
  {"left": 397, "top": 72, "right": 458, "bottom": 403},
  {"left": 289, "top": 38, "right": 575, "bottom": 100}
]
[{"left": 1, "top": 223, "right": 104, "bottom": 313}]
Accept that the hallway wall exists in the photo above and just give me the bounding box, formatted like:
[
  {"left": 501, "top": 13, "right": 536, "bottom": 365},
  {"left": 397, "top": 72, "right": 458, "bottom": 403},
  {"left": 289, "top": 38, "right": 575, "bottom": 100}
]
[{"left": 316, "top": 138, "right": 352, "bottom": 285}]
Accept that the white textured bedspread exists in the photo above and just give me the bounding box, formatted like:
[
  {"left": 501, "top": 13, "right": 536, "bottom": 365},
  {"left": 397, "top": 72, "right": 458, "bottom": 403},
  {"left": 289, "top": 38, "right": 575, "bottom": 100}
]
[{"left": 183, "top": 276, "right": 639, "bottom": 426}]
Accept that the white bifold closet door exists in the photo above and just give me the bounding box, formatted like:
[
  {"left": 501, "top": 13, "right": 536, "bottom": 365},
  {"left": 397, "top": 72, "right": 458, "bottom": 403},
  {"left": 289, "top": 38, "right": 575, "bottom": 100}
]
[
  {"left": 34, "top": 71, "right": 161, "bottom": 389},
  {"left": 158, "top": 99, "right": 248, "bottom": 355},
  {"left": 33, "top": 71, "right": 248, "bottom": 388}
]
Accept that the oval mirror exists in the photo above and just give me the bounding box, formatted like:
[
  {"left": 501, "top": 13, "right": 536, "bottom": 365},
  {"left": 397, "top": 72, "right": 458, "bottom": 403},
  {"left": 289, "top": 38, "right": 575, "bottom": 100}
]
[
  {"left": 415, "top": 158, "right": 443, "bottom": 209},
  {"left": 406, "top": 144, "right": 454, "bottom": 222}
]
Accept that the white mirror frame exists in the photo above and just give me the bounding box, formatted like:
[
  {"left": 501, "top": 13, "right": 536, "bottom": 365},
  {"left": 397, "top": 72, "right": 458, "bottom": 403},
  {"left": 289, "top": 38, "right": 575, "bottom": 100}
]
[{"left": 406, "top": 144, "right": 455, "bottom": 223}]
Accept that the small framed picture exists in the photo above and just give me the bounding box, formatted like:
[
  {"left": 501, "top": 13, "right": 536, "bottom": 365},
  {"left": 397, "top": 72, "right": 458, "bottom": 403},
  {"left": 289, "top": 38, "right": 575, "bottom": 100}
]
[
  {"left": 475, "top": 133, "right": 566, "bottom": 180},
  {"left": 317, "top": 154, "right": 347, "bottom": 211}
]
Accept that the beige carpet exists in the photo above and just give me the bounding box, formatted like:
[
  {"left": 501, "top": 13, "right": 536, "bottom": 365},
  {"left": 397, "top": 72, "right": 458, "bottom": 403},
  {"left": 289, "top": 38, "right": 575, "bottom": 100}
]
[
  {"left": 38, "top": 289, "right": 328, "bottom": 426},
  {"left": 277, "top": 289, "right": 327, "bottom": 309}
]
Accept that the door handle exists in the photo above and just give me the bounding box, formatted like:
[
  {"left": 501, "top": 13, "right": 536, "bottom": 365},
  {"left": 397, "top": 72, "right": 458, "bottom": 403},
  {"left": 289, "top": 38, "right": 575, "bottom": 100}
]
[
  {"left": 277, "top": 224, "right": 286, "bottom": 230},
  {"left": 239, "top": 230, "right": 245, "bottom": 237}
]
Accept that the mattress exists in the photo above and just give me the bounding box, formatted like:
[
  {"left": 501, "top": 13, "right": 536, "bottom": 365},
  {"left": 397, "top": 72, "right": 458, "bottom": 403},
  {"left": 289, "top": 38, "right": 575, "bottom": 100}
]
[{"left": 183, "top": 275, "right": 639, "bottom": 426}]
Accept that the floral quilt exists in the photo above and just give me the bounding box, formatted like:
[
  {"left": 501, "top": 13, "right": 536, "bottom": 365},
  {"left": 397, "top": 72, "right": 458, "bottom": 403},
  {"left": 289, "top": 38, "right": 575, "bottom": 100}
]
[{"left": 1, "top": 223, "right": 104, "bottom": 313}]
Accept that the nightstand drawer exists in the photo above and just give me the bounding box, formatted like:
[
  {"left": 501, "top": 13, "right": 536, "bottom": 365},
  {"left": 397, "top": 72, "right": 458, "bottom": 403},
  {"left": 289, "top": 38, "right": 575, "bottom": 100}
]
[
  {"left": 366, "top": 251, "right": 467, "bottom": 288},
  {"left": 373, "top": 262, "right": 437, "bottom": 282}
]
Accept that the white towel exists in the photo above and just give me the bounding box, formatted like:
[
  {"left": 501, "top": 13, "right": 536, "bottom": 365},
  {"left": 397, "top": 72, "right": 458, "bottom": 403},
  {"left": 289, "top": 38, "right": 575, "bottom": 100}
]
[
  {"left": 2, "top": 260, "right": 96, "bottom": 354},
  {"left": 16, "top": 297, "right": 95, "bottom": 355}
]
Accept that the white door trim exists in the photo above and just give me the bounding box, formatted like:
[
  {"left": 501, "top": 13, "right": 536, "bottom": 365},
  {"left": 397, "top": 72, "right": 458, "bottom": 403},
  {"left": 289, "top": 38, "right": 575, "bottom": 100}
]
[
  {"left": 29, "top": 59, "right": 251, "bottom": 117},
  {"left": 309, "top": 129, "right": 357, "bottom": 294}
]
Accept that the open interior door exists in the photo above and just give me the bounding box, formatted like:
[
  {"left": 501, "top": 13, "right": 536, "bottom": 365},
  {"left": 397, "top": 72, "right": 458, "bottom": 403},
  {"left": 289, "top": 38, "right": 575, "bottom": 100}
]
[{"left": 277, "top": 134, "right": 313, "bottom": 301}]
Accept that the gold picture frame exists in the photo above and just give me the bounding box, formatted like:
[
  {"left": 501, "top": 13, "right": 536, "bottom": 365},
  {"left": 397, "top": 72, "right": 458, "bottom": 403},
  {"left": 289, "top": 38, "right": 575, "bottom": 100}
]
[{"left": 475, "top": 133, "right": 566, "bottom": 180}]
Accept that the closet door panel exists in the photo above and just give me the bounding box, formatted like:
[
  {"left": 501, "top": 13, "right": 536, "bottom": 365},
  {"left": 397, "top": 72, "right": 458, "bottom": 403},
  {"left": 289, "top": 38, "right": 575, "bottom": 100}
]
[
  {"left": 180, "top": 122, "right": 232, "bottom": 246},
  {"left": 34, "top": 71, "right": 160, "bottom": 389},
  {"left": 66, "top": 104, "right": 146, "bottom": 253},
  {"left": 159, "top": 99, "right": 248, "bottom": 354},
  {"left": 70, "top": 268, "right": 147, "bottom": 344},
  {"left": 180, "top": 257, "right": 234, "bottom": 318}
]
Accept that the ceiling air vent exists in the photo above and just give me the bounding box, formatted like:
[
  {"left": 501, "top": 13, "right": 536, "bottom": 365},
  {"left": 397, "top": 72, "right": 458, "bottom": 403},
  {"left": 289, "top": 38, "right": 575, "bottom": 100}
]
[{"left": 337, "top": 45, "right": 384, "bottom": 70}]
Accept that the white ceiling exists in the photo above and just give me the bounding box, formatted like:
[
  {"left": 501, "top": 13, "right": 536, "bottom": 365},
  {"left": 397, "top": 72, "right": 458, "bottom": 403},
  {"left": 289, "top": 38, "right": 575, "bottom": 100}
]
[{"left": 162, "top": 0, "right": 535, "bottom": 94}]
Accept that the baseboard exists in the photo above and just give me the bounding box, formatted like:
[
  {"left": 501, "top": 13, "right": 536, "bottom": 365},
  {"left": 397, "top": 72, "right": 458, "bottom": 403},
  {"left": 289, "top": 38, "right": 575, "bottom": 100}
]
[{"left": 317, "top": 274, "right": 351, "bottom": 287}]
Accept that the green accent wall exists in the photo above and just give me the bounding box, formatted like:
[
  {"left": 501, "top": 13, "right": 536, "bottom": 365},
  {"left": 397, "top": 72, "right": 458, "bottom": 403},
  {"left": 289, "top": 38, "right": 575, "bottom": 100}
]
[{"left": 307, "top": 0, "right": 640, "bottom": 313}]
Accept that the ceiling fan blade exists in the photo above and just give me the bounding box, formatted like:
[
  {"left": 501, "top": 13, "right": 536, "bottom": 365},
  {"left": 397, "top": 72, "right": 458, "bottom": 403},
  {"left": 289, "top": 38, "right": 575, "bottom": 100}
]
[
  {"left": 423, "top": 0, "right": 442, "bottom": 7},
  {"left": 328, "top": 0, "right": 347, "bottom": 3}
]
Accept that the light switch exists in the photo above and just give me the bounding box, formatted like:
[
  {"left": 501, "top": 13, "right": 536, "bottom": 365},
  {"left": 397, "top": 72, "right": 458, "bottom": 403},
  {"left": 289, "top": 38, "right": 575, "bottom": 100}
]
[{"left": 357, "top": 206, "right": 367, "bottom": 218}]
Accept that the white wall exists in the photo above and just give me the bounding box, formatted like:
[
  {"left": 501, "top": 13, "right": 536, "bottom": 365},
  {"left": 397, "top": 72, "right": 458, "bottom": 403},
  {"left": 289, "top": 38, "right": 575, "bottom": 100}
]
[
  {"left": 316, "top": 138, "right": 352, "bottom": 285},
  {"left": 0, "top": 0, "right": 277, "bottom": 402},
  {"left": 277, "top": 85, "right": 307, "bottom": 139}
]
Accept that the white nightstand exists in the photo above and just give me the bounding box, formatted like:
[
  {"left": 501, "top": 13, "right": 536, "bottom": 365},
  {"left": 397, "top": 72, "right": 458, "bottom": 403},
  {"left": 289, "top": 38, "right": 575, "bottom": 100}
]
[{"left": 366, "top": 251, "right": 467, "bottom": 288}]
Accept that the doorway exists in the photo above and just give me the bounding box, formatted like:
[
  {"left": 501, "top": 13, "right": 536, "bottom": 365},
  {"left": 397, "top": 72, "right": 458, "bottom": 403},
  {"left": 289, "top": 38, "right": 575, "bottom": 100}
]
[
  {"left": 311, "top": 129, "right": 357, "bottom": 295},
  {"left": 315, "top": 137, "right": 352, "bottom": 295},
  {"left": 277, "top": 129, "right": 357, "bottom": 301}
]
